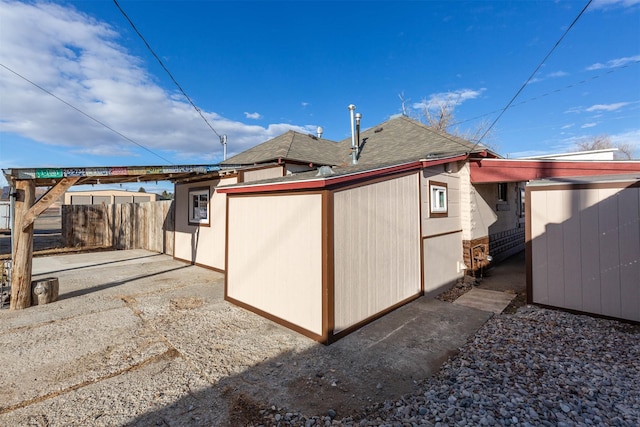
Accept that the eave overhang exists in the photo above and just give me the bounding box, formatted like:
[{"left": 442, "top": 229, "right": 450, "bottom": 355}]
[
  {"left": 470, "top": 158, "right": 640, "bottom": 184},
  {"left": 217, "top": 154, "right": 468, "bottom": 194}
]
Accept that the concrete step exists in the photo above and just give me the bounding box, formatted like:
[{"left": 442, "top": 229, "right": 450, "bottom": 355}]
[{"left": 453, "top": 288, "right": 516, "bottom": 314}]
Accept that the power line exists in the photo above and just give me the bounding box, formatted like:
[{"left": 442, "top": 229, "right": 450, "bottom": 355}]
[
  {"left": 470, "top": 0, "right": 593, "bottom": 150},
  {"left": 0, "top": 63, "right": 174, "bottom": 165},
  {"left": 113, "top": 0, "right": 222, "bottom": 139},
  {"left": 452, "top": 60, "right": 639, "bottom": 128}
]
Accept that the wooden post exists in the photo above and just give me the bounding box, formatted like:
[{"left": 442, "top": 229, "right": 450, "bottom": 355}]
[{"left": 11, "top": 179, "right": 35, "bottom": 310}]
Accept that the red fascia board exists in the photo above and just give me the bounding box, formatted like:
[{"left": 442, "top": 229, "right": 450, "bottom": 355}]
[
  {"left": 470, "top": 159, "right": 640, "bottom": 183},
  {"left": 218, "top": 155, "right": 467, "bottom": 194}
]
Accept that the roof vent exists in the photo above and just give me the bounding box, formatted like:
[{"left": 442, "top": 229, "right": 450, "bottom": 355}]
[
  {"left": 317, "top": 126, "right": 324, "bottom": 139},
  {"left": 374, "top": 127, "right": 383, "bottom": 133},
  {"left": 316, "top": 166, "right": 334, "bottom": 176}
]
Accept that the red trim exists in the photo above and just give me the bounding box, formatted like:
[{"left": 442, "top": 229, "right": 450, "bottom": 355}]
[
  {"left": 470, "top": 159, "right": 640, "bottom": 183},
  {"left": 218, "top": 155, "right": 468, "bottom": 194}
]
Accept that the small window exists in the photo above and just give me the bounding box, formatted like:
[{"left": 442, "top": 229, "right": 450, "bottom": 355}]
[
  {"left": 188, "top": 187, "right": 210, "bottom": 225},
  {"left": 429, "top": 181, "right": 448, "bottom": 217},
  {"left": 518, "top": 187, "right": 525, "bottom": 218},
  {"left": 498, "top": 183, "right": 508, "bottom": 202}
]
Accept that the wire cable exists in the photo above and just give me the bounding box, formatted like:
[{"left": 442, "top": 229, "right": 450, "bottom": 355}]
[
  {"left": 452, "top": 60, "right": 639, "bottom": 128},
  {"left": 0, "top": 63, "right": 174, "bottom": 165},
  {"left": 113, "top": 0, "right": 222, "bottom": 139},
  {"left": 469, "top": 0, "right": 593, "bottom": 151}
]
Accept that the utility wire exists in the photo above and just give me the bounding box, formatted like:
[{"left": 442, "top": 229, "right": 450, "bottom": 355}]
[
  {"left": 470, "top": 0, "right": 593, "bottom": 151},
  {"left": 0, "top": 63, "right": 174, "bottom": 165},
  {"left": 113, "top": 0, "right": 222, "bottom": 139},
  {"left": 452, "top": 60, "right": 639, "bottom": 128}
]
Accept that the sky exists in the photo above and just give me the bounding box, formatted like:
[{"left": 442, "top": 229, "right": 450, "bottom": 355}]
[{"left": 1, "top": 0, "right": 639, "bottom": 191}]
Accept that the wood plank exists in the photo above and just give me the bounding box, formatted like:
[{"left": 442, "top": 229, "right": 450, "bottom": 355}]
[
  {"left": 562, "top": 189, "right": 583, "bottom": 311},
  {"left": 617, "top": 187, "right": 640, "bottom": 321},
  {"left": 580, "top": 189, "right": 601, "bottom": 314},
  {"left": 10, "top": 180, "right": 35, "bottom": 309},
  {"left": 598, "top": 188, "right": 621, "bottom": 318},
  {"left": 530, "top": 191, "right": 549, "bottom": 304},
  {"left": 546, "top": 190, "right": 565, "bottom": 307}
]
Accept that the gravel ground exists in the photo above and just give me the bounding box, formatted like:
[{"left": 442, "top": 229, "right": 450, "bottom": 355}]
[{"left": 256, "top": 306, "right": 640, "bottom": 426}]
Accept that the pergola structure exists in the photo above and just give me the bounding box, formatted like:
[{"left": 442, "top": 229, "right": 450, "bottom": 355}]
[{"left": 2, "top": 164, "right": 224, "bottom": 310}]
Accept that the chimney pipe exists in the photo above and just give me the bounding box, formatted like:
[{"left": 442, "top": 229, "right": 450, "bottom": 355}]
[
  {"left": 355, "top": 112, "right": 362, "bottom": 148},
  {"left": 317, "top": 126, "right": 324, "bottom": 139},
  {"left": 348, "top": 104, "right": 357, "bottom": 165}
]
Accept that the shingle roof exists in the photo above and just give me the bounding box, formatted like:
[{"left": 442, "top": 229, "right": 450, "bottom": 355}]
[
  {"left": 221, "top": 131, "right": 343, "bottom": 166},
  {"left": 222, "top": 116, "right": 490, "bottom": 168},
  {"left": 336, "top": 115, "right": 485, "bottom": 166}
]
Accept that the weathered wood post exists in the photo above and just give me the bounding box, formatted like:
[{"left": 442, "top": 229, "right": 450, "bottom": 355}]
[{"left": 10, "top": 179, "right": 35, "bottom": 309}]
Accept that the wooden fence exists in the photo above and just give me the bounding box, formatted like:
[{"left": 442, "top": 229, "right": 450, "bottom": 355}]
[{"left": 62, "top": 200, "right": 175, "bottom": 255}]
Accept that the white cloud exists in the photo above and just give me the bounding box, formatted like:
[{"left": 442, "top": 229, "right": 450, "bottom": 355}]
[
  {"left": 581, "top": 122, "right": 598, "bottom": 128},
  {"left": 586, "top": 55, "right": 640, "bottom": 70},
  {"left": 411, "top": 88, "right": 486, "bottom": 111},
  {"left": 590, "top": 0, "right": 640, "bottom": 9},
  {"left": 585, "top": 102, "right": 630, "bottom": 112},
  {"left": 0, "top": 1, "right": 315, "bottom": 164},
  {"left": 561, "top": 123, "right": 575, "bottom": 129},
  {"left": 301, "top": 102, "right": 310, "bottom": 108},
  {"left": 547, "top": 71, "right": 569, "bottom": 78},
  {"left": 244, "top": 112, "right": 262, "bottom": 119}
]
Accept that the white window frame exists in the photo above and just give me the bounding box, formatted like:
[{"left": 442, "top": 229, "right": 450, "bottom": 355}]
[
  {"left": 188, "top": 187, "right": 210, "bottom": 226},
  {"left": 429, "top": 181, "right": 448, "bottom": 217}
]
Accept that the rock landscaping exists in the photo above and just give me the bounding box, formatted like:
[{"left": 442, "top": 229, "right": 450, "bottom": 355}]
[{"left": 256, "top": 306, "right": 640, "bottom": 426}]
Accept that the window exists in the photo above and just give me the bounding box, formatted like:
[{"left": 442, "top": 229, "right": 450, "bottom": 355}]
[
  {"left": 498, "top": 182, "right": 508, "bottom": 202},
  {"left": 429, "top": 181, "right": 448, "bottom": 217},
  {"left": 188, "top": 187, "right": 210, "bottom": 225}
]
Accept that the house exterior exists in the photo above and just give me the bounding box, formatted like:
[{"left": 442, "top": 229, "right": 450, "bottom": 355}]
[{"left": 172, "top": 115, "right": 640, "bottom": 342}]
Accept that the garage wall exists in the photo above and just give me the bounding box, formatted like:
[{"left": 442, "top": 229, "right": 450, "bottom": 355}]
[
  {"left": 173, "top": 177, "right": 235, "bottom": 271},
  {"left": 333, "top": 173, "right": 421, "bottom": 332},
  {"left": 226, "top": 193, "right": 324, "bottom": 336},
  {"left": 528, "top": 181, "right": 640, "bottom": 322}
]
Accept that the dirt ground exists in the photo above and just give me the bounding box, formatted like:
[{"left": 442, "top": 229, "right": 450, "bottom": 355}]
[{"left": 0, "top": 249, "right": 493, "bottom": 426}]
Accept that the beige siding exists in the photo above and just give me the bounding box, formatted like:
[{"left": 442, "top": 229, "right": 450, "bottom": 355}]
[
  {"left": 226, "top": 194, "right": 324, "bottom": 335},
  {"left": 242, "top": 165, "right": 284, "bottom": 182},
  {"left": 333, "top": 174, "right": 421, "bottom": 332},
  {"left": 423, "top": 231, "right": 463, "bottom": 294},
  {"left": 421, "top": 165, "right": 465, "bottom": 291},
  {"left": 173, "top": 177, "right": 235, "bottom": 271},
  {"left": 421, "top": 164, "right": 462, "bottom": 236},
  {"left": 530, "top": 185, "right": 640, "bottom": 322}
]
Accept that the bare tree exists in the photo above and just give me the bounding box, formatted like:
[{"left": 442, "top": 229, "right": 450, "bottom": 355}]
[
  {"left": 575, "top": 134, "right": 633, "bottom": 159},
  {"left": 403, "top": 93, "right": 496, "bottom": 150},
  {"left": 398, "top": 92, "right": 411, "bottom": 117},
  {"left": 420, "top": 94, "right": 457, "bottom": 132}
]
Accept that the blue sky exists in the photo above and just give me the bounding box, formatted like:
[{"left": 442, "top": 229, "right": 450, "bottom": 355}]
[{"left": 1, "top": 0, "right": 639, "bottom": 191}]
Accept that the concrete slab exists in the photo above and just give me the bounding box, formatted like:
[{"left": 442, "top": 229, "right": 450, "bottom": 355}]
[
  {"left": 453, "top": 287, "right": 516, "bottom": 314},
  {"left": 0, "top": 250, "right": 493, "bottom": 424}
]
